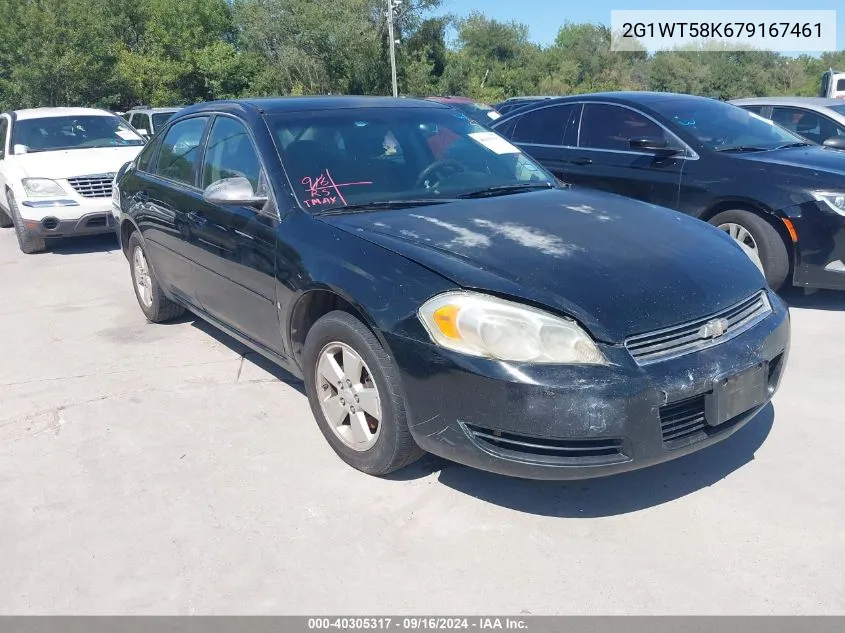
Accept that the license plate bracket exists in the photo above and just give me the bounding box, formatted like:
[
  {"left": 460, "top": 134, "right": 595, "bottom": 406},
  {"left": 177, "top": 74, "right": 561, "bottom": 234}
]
[{"left": 705, "top": 362, "right": 768, "bottom": 427}]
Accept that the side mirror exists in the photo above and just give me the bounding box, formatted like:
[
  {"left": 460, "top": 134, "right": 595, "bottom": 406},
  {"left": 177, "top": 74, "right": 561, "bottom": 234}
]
[
  {"left": 13, "top": 144, "right": 28, "bottom": 155},
  {"left": 822, "top": 136, "right": 845, "bottom": 150},
  {"left": 203, "top": 177, "right": 268, "bottom": 209},
  {"left": 137, "top": 128, "right": 149, "bottom": 137},
  {"left": 629, "top": 136, "right": 683, "bottom": 155}
]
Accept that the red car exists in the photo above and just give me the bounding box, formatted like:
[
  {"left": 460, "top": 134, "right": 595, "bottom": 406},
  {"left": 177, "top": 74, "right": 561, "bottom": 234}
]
[
  {"left": 423, "top": 97, "right": 502, "bottom": 158},
  {"left": 424, "top": 96, "right": 502, "bottom": 127}
]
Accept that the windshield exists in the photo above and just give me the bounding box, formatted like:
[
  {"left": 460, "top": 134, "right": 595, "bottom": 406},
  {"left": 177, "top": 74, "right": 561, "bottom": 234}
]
[
  {"left": 268, "top": 107, "right": 556, "bottom": 213},
  {"left": 649, "top": 98, "right": 805, "bottom": 151},
  {"left": 12, "top": 115, "right": 144, "bottom": 153},
  {"left": 829, "top": 104, "right": 845, "bottom": 116},
  {"left": 449, "top": 102, "right": 502, "bottom": 123},
  {"left": 152, "top": 112, "right": 176, "bottom": 130}
]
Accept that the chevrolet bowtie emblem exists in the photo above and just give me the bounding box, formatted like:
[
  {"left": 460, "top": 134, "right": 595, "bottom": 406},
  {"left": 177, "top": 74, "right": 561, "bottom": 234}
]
[{"left": 699, "top": 318, "right": 729, "bottom": 339}]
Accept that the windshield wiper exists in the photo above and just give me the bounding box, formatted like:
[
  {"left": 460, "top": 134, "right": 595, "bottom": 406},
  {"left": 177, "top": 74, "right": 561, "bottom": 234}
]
[
  {"left": 713, "top": 145, "right": 771, "bottom": 153},
  {"left": 774, "top": 141, "right": 812, "bottom": 149},
  {"left": 455, "top": 182, "right": 555, "bottom": 199},
  {"left": 312, "top": 199, "right": 447, "bottom": 216}
]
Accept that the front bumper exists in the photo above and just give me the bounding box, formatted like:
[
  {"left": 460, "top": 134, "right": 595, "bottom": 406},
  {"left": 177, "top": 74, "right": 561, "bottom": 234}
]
[
  {"left": 786, "top": 200, "right": 845, "bottom": 290},
  {"left": 19, "top": 197, "right": 116, "bottom": 238},
  {"left": 388, "top": 292, "right": 790, "bottom": 480}
]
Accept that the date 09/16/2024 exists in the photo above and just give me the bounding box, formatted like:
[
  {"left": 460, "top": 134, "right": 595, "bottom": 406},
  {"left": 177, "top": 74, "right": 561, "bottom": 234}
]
[{"left": 307, "top": 617, "right": 528, "bottom": 630}]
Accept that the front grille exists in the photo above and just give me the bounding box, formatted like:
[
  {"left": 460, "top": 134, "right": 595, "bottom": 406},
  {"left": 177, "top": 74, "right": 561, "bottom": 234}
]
[
  {"left": 659, "top": 395, "right": 708, "bottom": 447},
  {"left": 67, "top": 175, "right": 113, "bottom": 198},
  {"left": 84, "top": 215, "right": 108, "bottom": 228},
  {"left": 625, "top": 291, "right": 772, "bottom": 365},
  {"left": 463, "top": 423, "right": 627, "bottom": 466}
]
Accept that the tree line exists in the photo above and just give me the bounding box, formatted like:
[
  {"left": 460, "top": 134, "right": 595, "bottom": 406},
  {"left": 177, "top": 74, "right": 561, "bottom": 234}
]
[{"left": 1, "top": 0, "right": 844, "bottom": 112}]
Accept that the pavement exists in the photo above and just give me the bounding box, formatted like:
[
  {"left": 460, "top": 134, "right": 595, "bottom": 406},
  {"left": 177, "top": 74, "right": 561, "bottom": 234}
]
[{"left": 1, "top": 229, "right": 843, "bottom": 615}]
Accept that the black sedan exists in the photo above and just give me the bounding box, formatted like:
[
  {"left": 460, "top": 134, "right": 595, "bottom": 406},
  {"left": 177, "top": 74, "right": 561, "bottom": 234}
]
[
  {"left": 114, "top": 96, "right": 789, "bottom": 480},
  {"left": 491, "top": 92, "right": 845, "bottom": 292}
]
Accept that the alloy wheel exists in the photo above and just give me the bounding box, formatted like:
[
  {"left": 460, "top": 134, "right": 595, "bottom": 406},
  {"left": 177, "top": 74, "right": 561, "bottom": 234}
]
[{"left": 315, "top": 342, "right": 382, "bottom": 451}]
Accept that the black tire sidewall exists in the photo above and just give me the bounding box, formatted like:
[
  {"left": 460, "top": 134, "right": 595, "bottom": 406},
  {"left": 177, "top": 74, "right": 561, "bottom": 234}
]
[
  {"left": 710, "top": 210, "right": 790, "bottom": 291},
  {"left": 8, "top": 190, "right": 46, "bottom": 253},
  {"left": 302, "top": 311, "right": 413, "bottom": 475}
]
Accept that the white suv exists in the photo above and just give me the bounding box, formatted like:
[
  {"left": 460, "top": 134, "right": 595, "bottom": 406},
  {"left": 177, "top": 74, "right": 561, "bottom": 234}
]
[{"left": 0, "top": 107, "right": 145, "bottom": 253}]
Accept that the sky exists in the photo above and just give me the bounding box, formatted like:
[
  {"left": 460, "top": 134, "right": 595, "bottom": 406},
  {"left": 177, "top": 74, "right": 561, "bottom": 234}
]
[{"left": 438, "top": 0, "right": 844, "bottom": 52}]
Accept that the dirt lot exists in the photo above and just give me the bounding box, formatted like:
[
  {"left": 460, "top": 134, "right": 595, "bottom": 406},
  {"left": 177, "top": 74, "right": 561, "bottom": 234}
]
[{"left": 1, "top": 229, "right": 843, "bottom": 615}]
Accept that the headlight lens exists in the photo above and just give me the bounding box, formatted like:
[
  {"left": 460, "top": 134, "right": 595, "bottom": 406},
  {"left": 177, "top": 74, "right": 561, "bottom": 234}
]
[
  {"left": 22, "top": 178, "right": 66, "bottom": 197},
  {"left": 418, "top": 291, "right": 607, "bottom": 364},
  {"left": 812, "top": 191, "right": 845, "bottom": 216}
]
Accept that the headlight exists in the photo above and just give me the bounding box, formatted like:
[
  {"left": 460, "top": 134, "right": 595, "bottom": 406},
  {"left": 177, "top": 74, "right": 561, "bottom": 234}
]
[
  {"left": 22, "top": 178, "right": 66, "bottom": 197},
  {"left": 418, "top": 291, "right": 607, "bottom": 364},
  {"left": 812, "top": 191, "right": 845, "bottom": 216}
]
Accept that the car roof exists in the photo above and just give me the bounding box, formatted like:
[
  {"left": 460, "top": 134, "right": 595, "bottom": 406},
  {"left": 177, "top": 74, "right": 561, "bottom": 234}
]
[
  {"left": 730, "top": 96, "right": 845, "bottom": 108},
  {"left": 425, "top": 96, "right": 478, "bottom": 104},
  {"left": 174, "top": 96, "right": 448, "bottom": 119},
  {"left": 11, "top": 107, "right": 115, "bottom": 120},
  {"left": 130, "top": 106, "right": 183, "bottom": 112}
]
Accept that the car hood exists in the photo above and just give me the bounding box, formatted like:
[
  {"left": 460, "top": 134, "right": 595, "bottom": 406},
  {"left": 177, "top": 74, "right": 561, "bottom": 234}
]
[
  {"left": 731, "top": 145, "right": 845, "bottom": 176},
  {"left": 319, "top": 188, "right": 767, "bottom": 342},
  {"left": 12, "top": 146, "right": 143, "bottom": 179}
]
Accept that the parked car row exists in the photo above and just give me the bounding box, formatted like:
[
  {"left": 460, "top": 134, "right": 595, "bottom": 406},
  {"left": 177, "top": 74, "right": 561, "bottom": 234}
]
[{"left": 2, "top": 92, "right": 818, "bottom": 482}]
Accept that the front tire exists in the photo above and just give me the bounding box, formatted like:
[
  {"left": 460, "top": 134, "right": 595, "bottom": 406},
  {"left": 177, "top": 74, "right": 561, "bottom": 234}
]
[
  {"left": 710, "top": 209, "right": 790, "bottom": 291},
  {"left": 303, "top": 310, "right": 424, "bottom": 476},
  {"left": 127, "top": 231, "right": 185, "bottom": 323},
  {"left": 8, "top": 191, "right": 46, "bottom": 253}
]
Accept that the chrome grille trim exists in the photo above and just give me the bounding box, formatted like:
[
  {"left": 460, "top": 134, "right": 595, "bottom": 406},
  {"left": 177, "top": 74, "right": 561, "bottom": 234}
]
[
  {"left": 625, "top": 291, "right": 772, "bottom": 365},
  {"left": 67, "top": 174, "right": 114, "bottom": 198}
]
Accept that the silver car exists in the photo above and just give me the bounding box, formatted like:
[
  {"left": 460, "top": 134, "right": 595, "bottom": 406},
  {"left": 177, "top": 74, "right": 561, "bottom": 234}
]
[{"left": 730, "top": 97, "right": 845, "bottom": 150}]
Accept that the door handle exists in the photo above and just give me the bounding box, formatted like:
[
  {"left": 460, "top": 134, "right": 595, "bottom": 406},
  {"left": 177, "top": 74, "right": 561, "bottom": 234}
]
[
  {"left": 187, "top": 211, "right": 207, "bottom": 227},
  {"left": 570, "top": 157, "right": 593, "bottom": 166}
]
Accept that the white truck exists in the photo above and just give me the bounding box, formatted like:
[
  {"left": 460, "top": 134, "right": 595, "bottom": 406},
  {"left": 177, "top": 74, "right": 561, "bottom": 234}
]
[{"left": 819, "top": 69, "right": 845, "bottom": 99}]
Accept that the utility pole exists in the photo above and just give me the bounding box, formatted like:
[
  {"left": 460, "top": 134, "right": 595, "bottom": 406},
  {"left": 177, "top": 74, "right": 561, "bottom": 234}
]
[{"left": 387, "top": 0, "right": 399, "bottom": 97}]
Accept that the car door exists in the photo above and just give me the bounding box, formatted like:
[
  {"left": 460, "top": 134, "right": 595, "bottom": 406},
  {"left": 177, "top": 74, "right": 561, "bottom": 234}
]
[
  {"left": 498, "top": 103, "right": 580, "bottom": 182},
  {"left": 131, "top": 115, "right": 210, "bottom": 305},
  {"left": 190, "top": 114, "right": 282, "bottom": 354},
  {"left": 565, "top": 102, "right": 686, "bottom": 210}
]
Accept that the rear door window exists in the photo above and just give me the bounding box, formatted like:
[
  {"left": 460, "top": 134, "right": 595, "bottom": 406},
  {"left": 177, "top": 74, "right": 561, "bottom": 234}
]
[
  {"left": 579, "top": 103, "right": 672, "bottom": 152},
  {"left": 511, "top": 104, "right": 578, "bottom": 146}
]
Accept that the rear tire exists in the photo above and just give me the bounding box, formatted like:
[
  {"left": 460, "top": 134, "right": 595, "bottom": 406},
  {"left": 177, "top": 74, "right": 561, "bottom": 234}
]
[
  {"left": 127, "top": 231, "right": 185, "bottom": 323},
  {"left": 709, "top": 209, "right": 790, "bottom": 291},
  {"left": 8, "top": 191, "right": 46, "bottom": 254},
  {"left": 303, "top": 310, "right": 424, "bottom": 476}
]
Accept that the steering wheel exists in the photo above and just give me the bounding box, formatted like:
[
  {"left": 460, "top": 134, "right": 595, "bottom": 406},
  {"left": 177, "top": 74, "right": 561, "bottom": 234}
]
[{"left": 414, "top": 159, "right": 466, "bottom": 191}]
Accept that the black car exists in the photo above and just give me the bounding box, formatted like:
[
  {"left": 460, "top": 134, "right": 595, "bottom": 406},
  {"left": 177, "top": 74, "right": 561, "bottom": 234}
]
[
  {"left": 491, "top": 92, "right": 845, "bottom": 292},
  {"left": 114, "top": 96, "right": 789, "bottom": 480},
  {"left": 494, "top": 96, "right": 556, "bottom": 116}
]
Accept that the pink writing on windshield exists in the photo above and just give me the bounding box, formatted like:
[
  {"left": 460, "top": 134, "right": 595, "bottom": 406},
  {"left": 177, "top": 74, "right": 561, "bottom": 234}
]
[{"left": 301, "top": 169, "right": 372, "bottom": 207}]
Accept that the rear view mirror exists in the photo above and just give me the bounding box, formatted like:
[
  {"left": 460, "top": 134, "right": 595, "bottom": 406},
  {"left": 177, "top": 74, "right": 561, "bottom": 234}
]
[
  {"left": 822, "top": 136, "right": 845, "bottom": 150},
  {"left": 629, "top": 137, "right": 683, "bottom": 155},
  {"left": 203, "top": 177, "right": 268, "bottom": 209}
]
